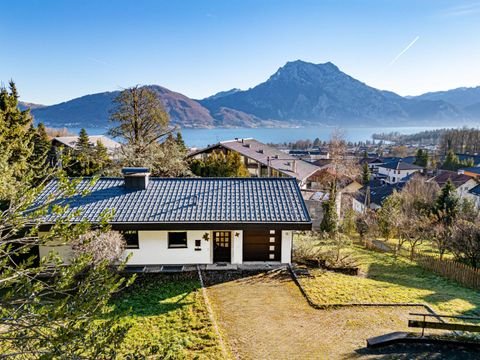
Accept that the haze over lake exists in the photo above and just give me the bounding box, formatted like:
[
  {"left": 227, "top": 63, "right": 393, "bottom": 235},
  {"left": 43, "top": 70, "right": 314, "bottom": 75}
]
[{"left": 69, "top": 126, "right": 447, "bottom": 147}]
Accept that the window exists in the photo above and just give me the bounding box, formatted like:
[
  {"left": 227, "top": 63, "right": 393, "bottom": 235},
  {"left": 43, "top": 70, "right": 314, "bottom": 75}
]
[
  {"left": 122, "top": 230, "right": 139, "bottom": 249},
  {"left": 168, "top": 232, "right": 188, "bottom": 248}
]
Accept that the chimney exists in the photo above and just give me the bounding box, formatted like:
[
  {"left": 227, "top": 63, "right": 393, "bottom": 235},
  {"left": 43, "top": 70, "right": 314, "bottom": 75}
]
[
  {"left": 458, "top": 169, "right": 465, "bottom": 175},
  {"left": 292, "top": 160, "right": 297, "bottom": 174},
  {"left": 122, "top": 167, "right": 151, "bottom": 190}
]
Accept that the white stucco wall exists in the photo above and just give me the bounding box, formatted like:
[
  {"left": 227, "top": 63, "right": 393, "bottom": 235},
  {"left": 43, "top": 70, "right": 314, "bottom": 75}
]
[
  {"left": 39, "top": 243, "right": 74, "bottom": 264},
  {"left": 378, "top": 167, "right": 420, "bottom": 184},
  {"left": 281, "top": 230, "right": 292, "bottom": 264},
  {"left": 38, "top": 228, "right": 295, "bottom": 265},
  {"left": 124, "top": 230, "right": 211, "bottom": 265},
  {"left": 232, "top": 230, "right": 243, "bottom": 264}
]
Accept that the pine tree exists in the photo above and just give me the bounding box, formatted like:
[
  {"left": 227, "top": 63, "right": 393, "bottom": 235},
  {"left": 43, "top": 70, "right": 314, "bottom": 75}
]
[
  {"left": 0, "top": 81, "right": 36, "bottom": 202},
  {"left": 176, "top": 132, "right": 187, "bottom": 153},
  {"left": 442, "top": 149, "right": 461, "bottom": 171},
  {"left": 320, "top": 181, "right": 338, "bottom": 234},
  {"left": 435, "top": 179, "right": 459, "bottom": 226},
  {"left": 414, "top": 149, "right": 428, "bottom": 167},
  {"left": 93, "top": 140, "right": 111, "bottom": 173},
  {"left": 362, "top": 162, "right": 371, "bottom": 186},
  {"left": 31, "top": 123, "right": 52, "bottom": 167}
]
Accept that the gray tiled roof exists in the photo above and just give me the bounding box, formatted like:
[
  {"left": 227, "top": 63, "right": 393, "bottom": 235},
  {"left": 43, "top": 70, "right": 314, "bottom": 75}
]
[
  {"left": 189, "top": 138, "right": 322, "bottom": 182},
  {"left": 379, "top": 160, "right": 423, "bottom": 171},
  {"left": 35, "top": 177, "right": 311, "bottom": 225}
]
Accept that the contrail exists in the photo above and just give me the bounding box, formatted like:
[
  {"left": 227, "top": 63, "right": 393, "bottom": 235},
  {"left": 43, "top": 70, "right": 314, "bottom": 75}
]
[{"left": 389, "top": 36, "right": 420, "bottom": 66}]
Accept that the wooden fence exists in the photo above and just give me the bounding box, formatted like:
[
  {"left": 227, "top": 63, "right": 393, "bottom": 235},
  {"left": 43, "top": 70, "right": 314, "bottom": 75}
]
[
  {"left": 363, "top": 239, "right": 480, "bottom": 291},
  {"left": 413, "top": 253, "right": 480, "bottom": 291}
]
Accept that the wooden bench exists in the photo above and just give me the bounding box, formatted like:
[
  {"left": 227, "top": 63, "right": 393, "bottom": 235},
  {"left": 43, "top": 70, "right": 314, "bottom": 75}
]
[{"left": 408, "top": 313, "right": 480, "bottom": 336}]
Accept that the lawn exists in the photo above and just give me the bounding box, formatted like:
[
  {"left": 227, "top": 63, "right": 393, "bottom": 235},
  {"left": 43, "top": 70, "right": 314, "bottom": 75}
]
[
  {"left": 111, "top": 272, "right": 224, "bottom": 359},
  {"left": 299, "top": 244, "right": 480, "bottom": 316}
]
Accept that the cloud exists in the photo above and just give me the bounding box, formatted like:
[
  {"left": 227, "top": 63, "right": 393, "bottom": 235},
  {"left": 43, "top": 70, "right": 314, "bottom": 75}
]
[
  {"left": 439, "top": 2, "right": 480, "bottom": 17},
  {"left": 389, "top": 36, "right": 420, "bottom": 66}
]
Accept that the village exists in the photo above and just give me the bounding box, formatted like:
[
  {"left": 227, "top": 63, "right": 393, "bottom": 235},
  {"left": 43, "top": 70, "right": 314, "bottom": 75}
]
[{"left": 2, "top": 0, "right": 480, "bottom": 357}]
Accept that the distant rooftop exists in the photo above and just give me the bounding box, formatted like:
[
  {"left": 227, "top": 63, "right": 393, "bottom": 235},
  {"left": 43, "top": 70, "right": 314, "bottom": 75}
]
[
  {"left": 378, "top": 159, "right": 423, "bottom": 171},
  {"left": 52, "top": 135, "right": 121, "bottom": 152},
  {"left": 430, "top": 171, "right": 475, "bottom": 188},
  {"left": 189, "top": 138, "right": 322, "bottom": 182}
]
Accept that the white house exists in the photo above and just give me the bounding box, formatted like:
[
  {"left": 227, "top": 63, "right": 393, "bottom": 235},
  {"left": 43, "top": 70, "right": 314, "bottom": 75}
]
[
  {"left": 36, "top": 168, "right": 312, "bottom": 268},
  {"left": 377, "top": 160, "right": 423, "bottom": 184},
  {"left": 429, "top": 171, "right": 479, "bottom": 201}
]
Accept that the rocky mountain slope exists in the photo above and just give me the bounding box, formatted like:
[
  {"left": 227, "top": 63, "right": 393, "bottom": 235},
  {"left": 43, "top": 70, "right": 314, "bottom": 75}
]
[{"left": 24, "top": 60, "right": 476, "bottom": 129}]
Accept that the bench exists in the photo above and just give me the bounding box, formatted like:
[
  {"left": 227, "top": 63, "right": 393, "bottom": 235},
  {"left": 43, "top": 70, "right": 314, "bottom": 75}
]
[{"left": 408, "top": 313, "right": 480, "bottom": 336}]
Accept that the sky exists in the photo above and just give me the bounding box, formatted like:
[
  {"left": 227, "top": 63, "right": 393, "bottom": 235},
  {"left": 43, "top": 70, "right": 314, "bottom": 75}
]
[{"left": 1, "top": 0, "right": 480, "bottom": 105}]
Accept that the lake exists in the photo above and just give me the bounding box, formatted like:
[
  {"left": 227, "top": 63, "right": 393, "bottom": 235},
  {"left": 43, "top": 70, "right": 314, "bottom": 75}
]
[{"left": 68, "top": 126, "right": 442, "bottom": 148}]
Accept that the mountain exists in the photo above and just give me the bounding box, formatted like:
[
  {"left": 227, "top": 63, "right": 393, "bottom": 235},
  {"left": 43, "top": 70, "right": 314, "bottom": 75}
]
[
  {"left": 31, "top": 86, "right": 218, "bottom": 129},
  {"left": 24, "top": 60, "right": 474, "bottom": 129},
  {"left": 18, "top": 101, "right": 45, "bottom": 111},
  {"left": 200, "top": 60, "right": 462, "bottom": 126},
  {"left": 413, "top": 86, "right": 480, "bottom": 109}
]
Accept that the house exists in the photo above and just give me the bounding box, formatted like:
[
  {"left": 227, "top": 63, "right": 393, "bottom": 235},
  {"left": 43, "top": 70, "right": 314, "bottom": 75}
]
[
  {"left": 468, "top": 185, "right": 480, "bottom": 209},
  {"left": 429, "top": 171, "right": 478, "bottom": 200},
  {"left": 352, "top": 183, "right": 405, "bottom": 212},
  {"left": 187, "top": 138, "right": 322, "bottom": 189},
  {"left": 35, "top": 168, "right": 311, "bottom": 267},
  {"left": 52, "top": 135, "right": 121, "bottom": 154},
  {"left": 359, "top": 157, "right": 384, "bottom": 174},
  {"left": 377, "top": 160, "right": 423, "bottom": 184},
  {"left": 288, "top": 149, "right": 330, "bottom": 161}
]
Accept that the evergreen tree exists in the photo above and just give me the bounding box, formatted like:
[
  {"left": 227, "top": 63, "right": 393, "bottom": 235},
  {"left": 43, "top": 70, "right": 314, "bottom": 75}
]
[
  {"left": 31, "top": 123, "right": 52, "bottom": 167},
  {"left": 414, "top": 149, "right": 428, "bottom": 167},
  {"left": 442, "top": 149, "right": 458, "bottom": 171},
  {"left": 435, "top": 179, "right": 459, "bottom": 226},
  {"left": 0, "top": 81, "right": 36, "bottom": 202},
  {"left": 93, "top": 139, "right": 111, "bottom": 173},
  {"left": 362, "top": 162, "right": 371, "bottom": 186},
  {"left": 320, "top": 181, "right": 338, "bottom": 234},
  {"left": 176, "top": 132, "right": 187, "bottom": 152},
  {"left": 190, "top": 151, "right": 249, "bottom": 177}
]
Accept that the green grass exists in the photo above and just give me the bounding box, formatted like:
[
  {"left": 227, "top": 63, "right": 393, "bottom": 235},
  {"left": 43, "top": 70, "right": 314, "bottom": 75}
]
[
  {"left": 300, "top": 245, "right": 480, "bottom": 316},
  {"left": 111, "top": 273, "right": 223, "bottom": 359}
]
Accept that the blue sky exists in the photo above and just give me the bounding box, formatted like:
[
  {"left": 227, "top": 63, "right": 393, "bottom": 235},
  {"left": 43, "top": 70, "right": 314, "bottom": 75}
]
[{"left": 1, "top": 0, "right": 480, "bottom": 104}]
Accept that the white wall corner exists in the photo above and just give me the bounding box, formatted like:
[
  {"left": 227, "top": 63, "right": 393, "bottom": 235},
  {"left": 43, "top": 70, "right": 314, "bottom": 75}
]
[
  {"left": 281, "top": 230, "right": 293, "bottom": 264},
  {"left": 231, "top": 230, "right": 243, "bottom": 264}
]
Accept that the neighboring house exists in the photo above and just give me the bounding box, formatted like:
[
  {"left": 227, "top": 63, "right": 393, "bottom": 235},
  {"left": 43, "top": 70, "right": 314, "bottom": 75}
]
[
  {"left": 52, "top": 135, "right": 121, "bottom": 154},
  {"left": 288, "top": 149, "right": 330, "bottom": 161},
  {"left": 308, "top": 168, "right": 362, "bottom": 194},
  {"left": 352, "top": 183, "right": 405, "bottom": 212},
  {"left": 187, "top": 138, "right": 322, "bottom": 189},
  {"left": 429, "top": 171, "right": 478, "bottom": 200},
  {"left": 377, "top": 160, "right": 423, "bottom": 184},
  {"left": 359, "top": 157, "right": 384, "bottom": 174},
  {"left": 468, "top": 185, "right": 480, "bottom": 209},
  {"left": 35, "top": 168, "right": 311, "bottom": 267}
]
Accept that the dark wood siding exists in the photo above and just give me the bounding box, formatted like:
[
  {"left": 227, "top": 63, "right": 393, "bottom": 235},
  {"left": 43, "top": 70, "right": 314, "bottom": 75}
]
[{"left": 243, "top": 230, "right": 281, "bottom": 261}]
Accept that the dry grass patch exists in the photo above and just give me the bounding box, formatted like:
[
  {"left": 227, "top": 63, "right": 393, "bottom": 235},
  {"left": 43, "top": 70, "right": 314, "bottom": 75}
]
[
  {"left": 204, "top": 270, "right": 443, "bottom": 359},
  {"left": 299, "top": 245, "right": 480, "bottom": 316}
]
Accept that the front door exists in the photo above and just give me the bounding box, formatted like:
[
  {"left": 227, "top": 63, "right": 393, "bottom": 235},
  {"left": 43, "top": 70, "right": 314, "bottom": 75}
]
[{"left": 213, "top": 231, "right": 231, "bottom": 262}]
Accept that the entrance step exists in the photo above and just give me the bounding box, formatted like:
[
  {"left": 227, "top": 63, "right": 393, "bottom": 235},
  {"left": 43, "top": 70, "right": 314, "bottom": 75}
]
[{"left": 206, "top": 263, "right": 239, "bottom": 271}]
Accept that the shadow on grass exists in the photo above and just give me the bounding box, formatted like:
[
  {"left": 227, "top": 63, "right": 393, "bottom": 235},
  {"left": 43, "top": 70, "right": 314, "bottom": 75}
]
[
  {"left": 112, "top": 272, "right": 200, "bottom": 317},
  {"left": 365, "top": 255, "right": 480, "bottom": 317},
  {"left": 350, "top": 343, "right": 480, "bottom": 360}
]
